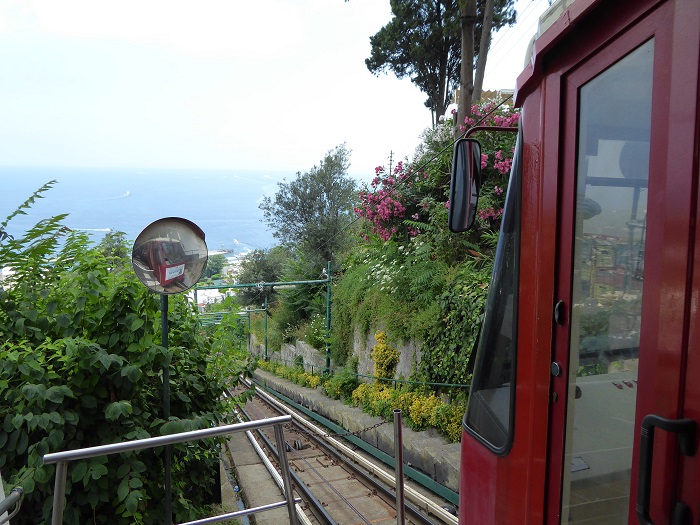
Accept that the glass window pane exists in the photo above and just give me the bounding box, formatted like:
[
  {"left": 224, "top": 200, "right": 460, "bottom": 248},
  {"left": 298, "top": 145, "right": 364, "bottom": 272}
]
[
  {"left": 464, "top": 129, "right": 522, "bottom": 452},
  {"left": 561, "top": 39, "right": 654, "bottom": 524}
]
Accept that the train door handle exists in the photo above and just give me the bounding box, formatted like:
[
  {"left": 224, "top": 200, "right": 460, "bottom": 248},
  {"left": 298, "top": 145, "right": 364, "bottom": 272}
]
[{"left": 636, "top": 415, "right": 696, "bottom": 525}]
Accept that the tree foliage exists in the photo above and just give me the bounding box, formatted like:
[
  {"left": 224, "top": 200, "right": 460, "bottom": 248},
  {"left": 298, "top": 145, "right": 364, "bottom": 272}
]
[
  {"left": 236, "top": 246, "right": 289, "bottom": 306},
  {"left": 97, "top": 230, "right": 130, "bottom": 269},
  {"left": 0, "top": 184, "right": 251, "bottom": 524},
  {"left": 366, "top": 0, "right": 460, "bottom": 122},
  {"left": 259, "top": 144, "right": 357, "bottom": 266},
  {"left": 366, "top": 0, "right": 516, "bottom": 123},
  {"left": 202, "top": 253, "right": 227, "bottom": 279}
]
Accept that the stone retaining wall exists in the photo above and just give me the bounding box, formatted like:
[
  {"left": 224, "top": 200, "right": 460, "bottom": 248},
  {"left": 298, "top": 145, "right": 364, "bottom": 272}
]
[
  {"left": 251, "top": 330, "right": 421, "bottom": 380},
  {"left": 353, "top": 327, "right": 422, "bottom": 379},
  {"left": 250, "top": 339, "right": 336, "bottom": 372}
]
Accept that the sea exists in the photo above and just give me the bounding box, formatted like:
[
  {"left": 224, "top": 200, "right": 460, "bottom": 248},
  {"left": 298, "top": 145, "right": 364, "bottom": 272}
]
[{"left": 0, "top": 166, "right": 286, "bottom": 256}]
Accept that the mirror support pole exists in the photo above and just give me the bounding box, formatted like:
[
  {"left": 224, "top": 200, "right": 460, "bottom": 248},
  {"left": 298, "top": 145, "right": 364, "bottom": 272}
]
[
  {"left": 131, "top": 217, "right": 208, "bottom": 525},
  {"left": 162, "top": 294, "right": 172, "bottom": 525}
]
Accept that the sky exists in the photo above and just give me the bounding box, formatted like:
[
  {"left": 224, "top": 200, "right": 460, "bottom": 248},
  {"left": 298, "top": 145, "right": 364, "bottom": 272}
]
[{"left": 0, "top": 0, "right": 551, "bottom": 180}]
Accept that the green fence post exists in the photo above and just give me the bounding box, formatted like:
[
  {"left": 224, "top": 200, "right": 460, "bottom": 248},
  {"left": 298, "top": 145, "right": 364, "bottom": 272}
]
[
  {"left": 325, "top": 261, "right": 331, "bottom": 373},
  {"left": 264, "top": 296, "right": 269, "bottom": 361}
]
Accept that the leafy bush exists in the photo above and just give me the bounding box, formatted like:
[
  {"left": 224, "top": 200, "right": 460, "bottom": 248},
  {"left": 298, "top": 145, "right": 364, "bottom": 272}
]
[
  {"left": 303, "top": 314, "right": 327, "bottom": 350},
  {"left": 322, "top": 367, "right": 359, "bottom": 401},
  {"left": 332, "top": 239, "right": 447, "bottom": 362},
  {"left": 371, "top": 332, "right": 400, "bottom": 383},
  {"left": 430, "top": 401, "right": 466, "bottom": 443},
  {"left": 0, "top": 184, "right": 247, "bottom": 524},
  {"left": 408, "top": 394, "right": 443, "bottom": 430},
  {"left": 305, "top": 374, "right": 322, "bottom": 389},
  {"left": 256, "top": 360, "right": 322, "bottom": 391},
  {"left": 260, "top": 359, "right": 464, "bottom": 443},
  {"left": 418, "top": 257, "right": 492, "bottom": 386},
  {"left": 333, "top": 98, "right": 519, "bottom": 385},
  {"left": 392, "top": 390, "right": 419, "bottom": 419}
]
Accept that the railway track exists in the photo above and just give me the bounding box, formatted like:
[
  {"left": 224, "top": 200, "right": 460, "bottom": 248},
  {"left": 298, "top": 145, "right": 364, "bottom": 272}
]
[{"left": 226, "top": 378, "right": 458, "bottom": 525}]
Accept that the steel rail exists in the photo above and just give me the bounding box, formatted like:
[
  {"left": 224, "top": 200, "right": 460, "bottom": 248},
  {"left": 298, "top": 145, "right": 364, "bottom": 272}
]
[
  {"left": 249, "top": 378, "right": 459, "bottom": 525},
  {"left": 244, "top": 379, "right": 445, "bottom": 525},
  {"left": 260, "top": 404, "right": 437, "bottom": 525},
  {"left": 253, "top": 376, "right": 459, "bottom": 505},
  {"left": 236, "top": 403, "right": 339, "bottom": 525},
  {"left": 222, "top": 389, "right": 314, "bottom": 525}
]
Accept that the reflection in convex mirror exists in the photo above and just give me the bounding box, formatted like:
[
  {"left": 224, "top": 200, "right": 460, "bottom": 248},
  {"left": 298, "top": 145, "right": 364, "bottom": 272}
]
[{"left": 131, "top": 217, "right": 208, "bottom": 295}]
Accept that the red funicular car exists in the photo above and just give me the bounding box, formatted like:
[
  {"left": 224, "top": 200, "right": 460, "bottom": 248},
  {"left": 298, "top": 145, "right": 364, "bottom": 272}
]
[
  {"left": 135, "top": 238, "right": 187, "bottom": 286},
  {"left": 451, "top": 0, "right": 700, "bottom": 523}
]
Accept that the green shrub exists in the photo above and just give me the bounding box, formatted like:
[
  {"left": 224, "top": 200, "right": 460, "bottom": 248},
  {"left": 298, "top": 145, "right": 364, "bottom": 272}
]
[
  {"left": 304, "top": 314, "right": 327, "bottom": 350},
  {"left": 255, "top": 360, "right": 322, "bottom": 391},
  {"left": 408, "top": 394, "right": 443, "bottom": 431},
  {"left": 392, "top": 390, "right": 419, "bottom": 419},
  {"left": 371, "top": 332, "right": 400, "bottom": 383},
  {"left": 323, "top": 367, "right": 359, "bottom": 401},
  {"left": 431, "top": 401, "right": 467, "bottom": 443},
  {"left": 0, "top": 184, "right": 244, "bottom": 524}
]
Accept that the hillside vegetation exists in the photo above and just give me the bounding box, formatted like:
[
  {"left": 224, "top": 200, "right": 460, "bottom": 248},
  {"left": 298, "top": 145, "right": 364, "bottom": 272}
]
[
  {"left": 244, "top": 99, "right": 518, "bottom": 388},
  {"left": 0, "top": 184, "right": 252, "bottom": 524}
]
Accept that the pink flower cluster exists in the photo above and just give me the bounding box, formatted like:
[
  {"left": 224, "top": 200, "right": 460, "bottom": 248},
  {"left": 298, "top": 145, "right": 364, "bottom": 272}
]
[
  {"left": 459, "top": 100, "right": 520, "bottom": 132},
  {"left": 492, "top": 112, "right": 520, "bottom": 127},
  {"left": 493, "top": 150, "right": 513, "bottom": 175},
  {"left": 355, "top": 163, "right": 419, "bottom": 242},
  {"left": 478, "top": 207, "right": 504, "bottom": 221}
]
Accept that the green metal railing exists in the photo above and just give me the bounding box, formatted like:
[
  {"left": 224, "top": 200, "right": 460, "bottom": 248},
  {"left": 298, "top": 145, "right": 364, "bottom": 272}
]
[{"left": 195, "top": 261, "right": 333, "bottom": 369}]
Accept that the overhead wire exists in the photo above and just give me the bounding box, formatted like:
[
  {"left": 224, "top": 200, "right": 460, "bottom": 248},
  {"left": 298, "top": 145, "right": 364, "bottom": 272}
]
[
  {"left": 483, "top": 0, "right": 550, "bottom": 84},
  {"left": 488, "top": 0, "right": 544, "bottom": 51}
]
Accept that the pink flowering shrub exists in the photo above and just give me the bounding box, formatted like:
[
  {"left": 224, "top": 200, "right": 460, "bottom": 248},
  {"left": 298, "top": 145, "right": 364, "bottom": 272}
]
[
  {"left": 462, "top": 99, "right": 520, "bottom": 231},
  {"left": 460, "top": 100, "right": 521, "bottom": 132},
  {"left": 354, "top": 98, "right": 518, "bottom": 245},
  {"left": 354, "top": 161, "right": 423, "bottom": 242}
]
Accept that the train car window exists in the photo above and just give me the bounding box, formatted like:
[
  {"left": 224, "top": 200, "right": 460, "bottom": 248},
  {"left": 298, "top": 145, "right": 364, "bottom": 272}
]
[
  {"left": 561, "top": 39, "right": 653, "bottom": 524},
  {"left": 464, "top": 127, "right": 522, "bottom": 454},
  {"left": 162, "top": 241, "right": 186, "bottom": 263}
]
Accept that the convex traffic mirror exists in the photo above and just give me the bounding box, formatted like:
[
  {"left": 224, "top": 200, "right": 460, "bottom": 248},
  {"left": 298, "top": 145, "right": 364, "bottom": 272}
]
[{"left": 131, "top": 217, "right": 208, "bottom": 294}]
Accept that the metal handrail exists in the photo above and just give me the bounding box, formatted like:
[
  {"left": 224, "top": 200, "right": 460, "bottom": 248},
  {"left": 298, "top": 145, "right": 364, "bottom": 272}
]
[
  {"left": 0, "top": 487, "right": 23, "bottom": 524},
  {"left": 43, "top": 415, "right": 299, "bottom": 525}
]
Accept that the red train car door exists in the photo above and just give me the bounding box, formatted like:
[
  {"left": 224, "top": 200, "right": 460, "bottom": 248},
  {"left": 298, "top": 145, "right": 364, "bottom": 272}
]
[{"left": 547, "top": 1, "right": 700, "bottom": 523}]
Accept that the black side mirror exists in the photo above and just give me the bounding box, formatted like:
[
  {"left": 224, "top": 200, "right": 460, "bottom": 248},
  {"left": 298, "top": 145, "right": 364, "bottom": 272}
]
[{"left": 448, "top": 138, "right": 482, "bottom": 232}]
